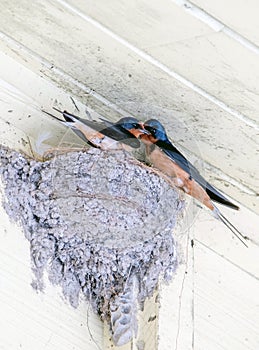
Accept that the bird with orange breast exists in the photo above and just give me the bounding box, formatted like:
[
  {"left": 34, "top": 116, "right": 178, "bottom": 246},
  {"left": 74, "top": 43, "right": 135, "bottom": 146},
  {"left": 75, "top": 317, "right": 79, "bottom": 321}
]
[{"left": 139, "top": 119, "right": 248, "bottom": 247}]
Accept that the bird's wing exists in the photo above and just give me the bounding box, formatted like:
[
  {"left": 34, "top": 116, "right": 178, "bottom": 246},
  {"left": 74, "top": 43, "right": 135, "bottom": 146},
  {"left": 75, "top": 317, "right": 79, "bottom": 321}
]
[
  {"left": 157, "top": 139, "right": 239, "bottom": 210},
  {"left": 46, "top": 109, "right": 140, "bottom": 148},
  {"left": 98, "top": 116, "right": 141, "bottom": 148}
]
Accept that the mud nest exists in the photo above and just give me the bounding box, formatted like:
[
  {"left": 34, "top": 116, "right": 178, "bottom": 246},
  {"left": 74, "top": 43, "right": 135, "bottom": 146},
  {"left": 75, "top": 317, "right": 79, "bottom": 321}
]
[{"left": 0, "top": 146, "right": 184, "bottom": 346}]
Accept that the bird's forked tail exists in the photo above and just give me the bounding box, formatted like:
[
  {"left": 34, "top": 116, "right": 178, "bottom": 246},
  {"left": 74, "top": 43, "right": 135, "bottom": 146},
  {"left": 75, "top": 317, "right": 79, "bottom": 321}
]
[{"left": 212, "top": 205, "right": 248, "bottom": 247}]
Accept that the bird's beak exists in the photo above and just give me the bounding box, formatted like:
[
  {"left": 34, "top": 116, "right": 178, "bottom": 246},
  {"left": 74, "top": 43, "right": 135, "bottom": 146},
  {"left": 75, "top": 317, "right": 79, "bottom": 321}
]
[
  {"left": 127, "top": 123, "right": 150, "bottom": 139},
  {"left": 137, "top": 122, "right": 150, "bottom": 134}
]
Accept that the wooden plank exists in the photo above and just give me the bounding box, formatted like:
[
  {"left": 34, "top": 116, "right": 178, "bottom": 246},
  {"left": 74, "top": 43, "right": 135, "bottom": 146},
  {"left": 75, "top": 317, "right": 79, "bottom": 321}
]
[
  {"left": 158, "top": 228, "right": 194, "bottom": 350},
  {"left": 0, "top": 50, "right": 96, "bottom": 153},
  {"left": 192, "top": 0, "right": 259, "bottom": 47},
  {"left": 64, "top": 0, "right": 212, "bottom": 46},
  {"left": 194, "top": 241, "right": 259, "bottom": 350},
  {"left": 192, "top": 207, "right": 259, "bottom": 277},
  {"left": 149, "top": 31, "right": 259, "bottom": 120},
  {"left": 147, "top": 31, "right": 259, "bottom": 123}
]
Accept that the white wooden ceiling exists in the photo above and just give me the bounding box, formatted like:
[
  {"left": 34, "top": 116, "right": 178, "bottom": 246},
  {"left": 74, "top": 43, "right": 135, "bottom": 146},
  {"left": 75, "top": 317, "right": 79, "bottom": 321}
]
[{"left": 0, "top": 1, "right": 258, "bottom": 349}]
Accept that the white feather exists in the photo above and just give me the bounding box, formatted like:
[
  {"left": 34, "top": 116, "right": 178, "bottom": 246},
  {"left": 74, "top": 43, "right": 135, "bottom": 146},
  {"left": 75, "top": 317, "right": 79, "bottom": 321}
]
[{"left": 34, "top": 131, "right": 52, "bottom": 156}]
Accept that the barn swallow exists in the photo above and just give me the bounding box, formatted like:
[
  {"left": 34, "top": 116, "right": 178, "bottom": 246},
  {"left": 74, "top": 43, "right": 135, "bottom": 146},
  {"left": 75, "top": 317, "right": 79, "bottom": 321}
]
[
  {"left": 140, "top": 119, "right": 248, "bottom": 247},
  {"left": 42, "top": 108, "right": 147, "bottom": 151}
]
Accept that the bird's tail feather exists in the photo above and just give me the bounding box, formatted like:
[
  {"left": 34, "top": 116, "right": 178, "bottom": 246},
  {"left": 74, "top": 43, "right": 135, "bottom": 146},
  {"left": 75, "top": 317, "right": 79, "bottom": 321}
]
[
  {"left": 42, "top": 109, "right": 64, "bottom": 123},
  {"left": 42, "top": 108, "right": 78, "bottom": 129},
  {"left": 52, "top": 107, "right": 80, "bottom": 123},
  {"left": 213, "top": 206, "right": 248, "bottom": 247}
]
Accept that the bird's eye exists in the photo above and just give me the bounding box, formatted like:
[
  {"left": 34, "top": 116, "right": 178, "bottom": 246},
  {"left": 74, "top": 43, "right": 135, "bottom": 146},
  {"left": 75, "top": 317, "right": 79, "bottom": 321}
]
[{"left": 149, "top": 127, "right": 156, "bottom": 134}]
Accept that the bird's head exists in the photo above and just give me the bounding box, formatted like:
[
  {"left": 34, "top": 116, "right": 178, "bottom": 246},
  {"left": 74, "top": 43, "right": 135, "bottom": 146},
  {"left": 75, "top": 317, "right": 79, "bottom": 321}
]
[
  {"left": 116, "top": 117, "right": 149, "bottom": 138},
  {"left": 143, "top": 119, "right": 168, "bottom": 143}
]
